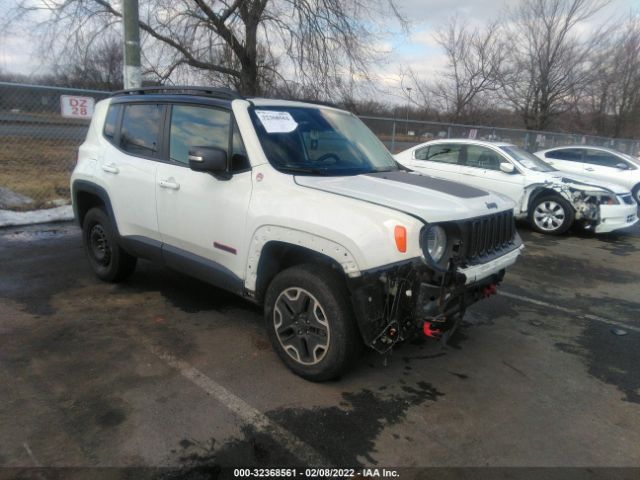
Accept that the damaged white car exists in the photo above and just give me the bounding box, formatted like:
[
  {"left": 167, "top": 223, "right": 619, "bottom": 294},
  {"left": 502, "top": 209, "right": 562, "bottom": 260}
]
[{"left": 395, "top": 139, "right": 638, "bottom": 235}]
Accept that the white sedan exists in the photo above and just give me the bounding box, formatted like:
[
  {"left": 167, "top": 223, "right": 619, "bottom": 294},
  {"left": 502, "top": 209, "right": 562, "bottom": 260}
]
[
  {"left": 534, "top": 146, "right": 640, "bottom": 204},
  {"left": 395, "top": 139, "right": 638, "bottom": 235}
]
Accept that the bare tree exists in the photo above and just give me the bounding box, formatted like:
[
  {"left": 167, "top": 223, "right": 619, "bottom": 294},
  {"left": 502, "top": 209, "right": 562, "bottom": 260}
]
[
  {"left": 606, "top": 15, "right": 640, "bottom": 137},
  {"left": 499, "top": 0, "right": 611, "bottom": 131},
  {"left": 432, "top": 17, "right": 505, "bottom": 122},
  {"left": 401, "top": 17, "right": 505, "bottom": 123},
  {"left": 53, "top": 34, "right": 124, "bottom": 90},
  {"left": 15, "top": 0, "right": 405, "bottom": 96}
]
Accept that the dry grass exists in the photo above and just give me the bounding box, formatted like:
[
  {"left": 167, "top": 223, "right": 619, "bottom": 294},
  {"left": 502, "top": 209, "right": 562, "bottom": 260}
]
[{"left": 0, "top": 136, "right": 78, "bottom": 210}]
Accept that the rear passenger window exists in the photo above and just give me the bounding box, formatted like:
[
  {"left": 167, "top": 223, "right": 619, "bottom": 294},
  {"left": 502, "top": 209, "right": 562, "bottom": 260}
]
[
  {"left": 170, "top": 105, "right": 231, "bottom": 165},
  {"left": 417, "top": 144, "right": 461, "bottom": 164},
  {"left": 103, "top": 104, "right": 120, "bottom": 144},
  {"left": 120, "top": 104, "right": 163, "bottom": 157}
]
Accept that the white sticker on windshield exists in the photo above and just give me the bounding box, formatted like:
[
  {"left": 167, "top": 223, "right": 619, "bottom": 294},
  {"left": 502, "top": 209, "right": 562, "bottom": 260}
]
[{"left": 255, "top": 110, "right": 298, "bottom": 133}]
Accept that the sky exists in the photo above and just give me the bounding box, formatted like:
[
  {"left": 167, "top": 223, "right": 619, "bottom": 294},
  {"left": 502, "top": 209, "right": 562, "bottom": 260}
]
[
  {"left": 1, "top": 0, "right": 638, "bottom": 101},
  {"left": 369, "top": 0, "right": 639, "bottom": 101}
]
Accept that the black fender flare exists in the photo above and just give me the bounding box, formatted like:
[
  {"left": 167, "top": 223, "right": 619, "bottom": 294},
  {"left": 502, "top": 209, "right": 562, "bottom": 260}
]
[{"left": 71, "top": 180, "right": 119, "bottom": 235}]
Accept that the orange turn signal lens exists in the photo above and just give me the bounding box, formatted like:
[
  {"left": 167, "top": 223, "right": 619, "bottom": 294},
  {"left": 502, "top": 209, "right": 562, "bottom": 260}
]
[{"left": 394, "top": 225, "right": 407, "bottom": 253}]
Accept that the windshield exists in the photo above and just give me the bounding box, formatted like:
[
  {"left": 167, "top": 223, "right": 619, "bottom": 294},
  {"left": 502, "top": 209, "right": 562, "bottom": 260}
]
[
  {"left": 250, "top": 106, "right": 398, "bottom": 175},
  {"left": 500, "top": 146, "right": 556, "bottom": 172},
  {"left": 621, "top": 152, "right": 640, "bottom": 167}
]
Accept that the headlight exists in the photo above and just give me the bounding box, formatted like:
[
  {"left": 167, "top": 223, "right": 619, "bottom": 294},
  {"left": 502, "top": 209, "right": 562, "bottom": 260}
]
[
  {"left": 583, "top": 191, "right": 619, "bottom": 205},
  {"left": 424, "top": 225, "right": 447, "bottom": 263}
]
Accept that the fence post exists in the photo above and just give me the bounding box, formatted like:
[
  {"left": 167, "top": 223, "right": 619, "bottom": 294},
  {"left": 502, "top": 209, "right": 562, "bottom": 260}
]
[
  {"left": 391, "top": 120, "right": 396, "bottom": 153},
  {"left": 447, "top": 126, "right": 452, "bottom": 138},
  {"left": 524, "top": 132, "right": 530, "bottom": 151}
]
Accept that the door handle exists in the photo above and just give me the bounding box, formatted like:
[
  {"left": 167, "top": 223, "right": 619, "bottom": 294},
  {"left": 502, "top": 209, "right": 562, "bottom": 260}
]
[
  {"left": 159, "top": 178, "right": 180, "bottom": 190},
  {"left": 585, "top": 167, "right": 595, "bottom": 171},
  {"left": 102, "top": 163, "right": 119, "bottom": 174}
]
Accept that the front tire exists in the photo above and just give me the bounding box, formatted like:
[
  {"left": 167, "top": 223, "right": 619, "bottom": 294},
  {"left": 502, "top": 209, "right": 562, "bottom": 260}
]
[
  {"left": 82, "top": 207, "right": 137, "bottom": 282},
  {"left": 528, "top": 194, "right": 575, "bottom": 235},
  {"left": 264, "top": 264, "right": 362, "bottom": 381}
]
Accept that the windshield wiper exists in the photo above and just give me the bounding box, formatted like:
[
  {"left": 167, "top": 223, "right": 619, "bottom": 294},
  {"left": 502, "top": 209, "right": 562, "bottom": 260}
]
[{"left": 277, "top": 166, "right": 329, "bottom": 175}]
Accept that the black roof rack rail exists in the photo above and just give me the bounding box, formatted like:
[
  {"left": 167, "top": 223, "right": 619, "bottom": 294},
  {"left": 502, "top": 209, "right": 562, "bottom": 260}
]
[
  {"left": 112, "top": 85, "right": 244, "bottom": 100},
  {"left": 291, "top": 98, "right": 340, "bottom": 109}
]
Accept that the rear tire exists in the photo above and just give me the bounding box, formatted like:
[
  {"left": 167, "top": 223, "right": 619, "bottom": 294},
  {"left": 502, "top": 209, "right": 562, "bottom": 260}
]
[
  {"left": 528, "top": 194, "right": 574, "bottom": 235},
  {"left": 264, "top": 264, "right": 362, "bottom": 381},
  {"left": 82, "top": 207, "right": 137, "bottom": 282}
]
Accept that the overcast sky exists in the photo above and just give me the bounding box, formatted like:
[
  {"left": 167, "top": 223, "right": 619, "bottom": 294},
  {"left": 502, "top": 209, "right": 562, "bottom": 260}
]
[{"left": 1, "top": 0, "right": 638, "bottom": 98}]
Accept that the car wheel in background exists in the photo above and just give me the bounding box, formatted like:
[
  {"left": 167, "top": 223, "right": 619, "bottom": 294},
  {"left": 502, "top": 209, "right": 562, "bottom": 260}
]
[
  {"left": 528, "top": 195, "right": 575, "bottom": 235},
  {"left": 82, "top": 207, "right": 137, "bottom": 282},
  {"left": 264, "top": 264, "right": 362, "bottom": 381}
]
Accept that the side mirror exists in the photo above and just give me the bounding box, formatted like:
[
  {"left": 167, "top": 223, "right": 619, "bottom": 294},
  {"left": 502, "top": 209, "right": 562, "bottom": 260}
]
[
  {"left": 500, "top": 162, "right": 516, "bottom": 174},
  {"left": 188, "top": 146, "right": 227, "bottom": 173},
  {"left": 615, "top": 162, "right": 629, "bottom": 170}
]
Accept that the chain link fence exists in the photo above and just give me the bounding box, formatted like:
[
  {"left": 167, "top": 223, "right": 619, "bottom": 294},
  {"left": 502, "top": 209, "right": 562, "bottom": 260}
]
[
  {"left": 361, "top": 115, "right": 640, "bottom": 155},
  {"left": 0, "top": 82, "right": 110, "bottom": 212},
  {"left": 2, "top": 81, "right": 640, "bottom": 212}
]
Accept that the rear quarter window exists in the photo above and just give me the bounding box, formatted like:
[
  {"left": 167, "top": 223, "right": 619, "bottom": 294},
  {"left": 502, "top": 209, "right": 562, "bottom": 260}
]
[{"left": 103, "top": 104, "right": 120, "bottom": 144}]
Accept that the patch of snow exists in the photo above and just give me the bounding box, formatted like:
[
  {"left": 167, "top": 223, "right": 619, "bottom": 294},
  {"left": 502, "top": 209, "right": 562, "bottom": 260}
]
[{"left": 0, "top": 205, "right": 74, "bottom": 227}]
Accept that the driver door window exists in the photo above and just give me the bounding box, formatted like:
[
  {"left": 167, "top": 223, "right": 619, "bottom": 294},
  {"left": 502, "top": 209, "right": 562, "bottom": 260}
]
[
  {"left": 169, "top": 105, "right": 230, "bottom": 165},
  {"left": 583, "top": 150, "right": 626, "bottom": 168},
  {"left": 463, "top": 145, "right": 503, "bottom": 171}
]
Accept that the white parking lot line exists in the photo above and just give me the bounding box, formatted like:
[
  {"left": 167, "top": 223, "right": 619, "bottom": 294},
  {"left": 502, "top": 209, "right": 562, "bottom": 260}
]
[
  {"left": 22, "top": 442, "right": 41, "bottom": 467},
  {"left": 141, "top": 338, "right": 331, "bottom": 466},
  {"left": 501, "top": 290, "right": 640, "bottom": 333}
]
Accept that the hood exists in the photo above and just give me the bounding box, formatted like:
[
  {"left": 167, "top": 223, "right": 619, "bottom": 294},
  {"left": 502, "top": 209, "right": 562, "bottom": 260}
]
[
  {"left": 295, "top": 170, "right": 515, "bottom": 223},
  {"left": 529, "top": 171, "right": 629, "bottom": 195}
]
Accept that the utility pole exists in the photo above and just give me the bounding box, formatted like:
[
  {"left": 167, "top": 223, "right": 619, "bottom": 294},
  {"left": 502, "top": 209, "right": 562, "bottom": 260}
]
[
  {"left": 122, "top": 0, "right": 142, "bottom": 89},
  {"left": 405, "top": 87, "right": 412, "bottom": 135}
]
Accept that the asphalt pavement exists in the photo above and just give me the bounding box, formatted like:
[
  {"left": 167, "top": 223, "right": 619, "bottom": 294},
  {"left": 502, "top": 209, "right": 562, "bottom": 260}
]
[{"left": 0, "top": 221, "right": 639, "bottom": 477}]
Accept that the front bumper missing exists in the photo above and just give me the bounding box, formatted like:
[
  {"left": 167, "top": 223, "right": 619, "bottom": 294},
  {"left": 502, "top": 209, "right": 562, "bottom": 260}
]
[
  {"left": 594, "top": 203, "right": 639, "bottom": 233},
  {"left": 348, "top": 244, "right": 523, "bottom": 353}
]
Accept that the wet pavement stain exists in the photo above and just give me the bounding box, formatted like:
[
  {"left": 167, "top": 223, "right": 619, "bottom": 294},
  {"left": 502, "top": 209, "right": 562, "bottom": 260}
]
[
  {"left": 121, "top": 266, "right": 258, "bottom": 316},
  {"left": 162, "top": 382, "right": 445, "bottom": 471},
  {"left": 556, "top": 323, "right": 640, "bottom": 404},
  {"left": 593, "top": 235, "right": 640, "bottom": 257},
  {"left": 517, "top": 254, "right": 637, "bottom": 284}
]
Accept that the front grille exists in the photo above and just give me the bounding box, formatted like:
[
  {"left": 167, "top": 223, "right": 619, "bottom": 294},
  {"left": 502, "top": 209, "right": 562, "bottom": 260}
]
[
  {"left": 464, "top": 210, "right": 516, "bottom": 261},
  {"left": 620, "top": 194, "right": 635, "bottom": 205}
]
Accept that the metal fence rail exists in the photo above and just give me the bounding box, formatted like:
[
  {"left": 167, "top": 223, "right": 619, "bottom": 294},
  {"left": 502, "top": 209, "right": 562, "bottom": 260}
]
[
  {"left": 1, "top": 81, "right": 639, "bottom": 212},
  {"left": 359, "top": 116, "right": 640, "bottom": 155}
]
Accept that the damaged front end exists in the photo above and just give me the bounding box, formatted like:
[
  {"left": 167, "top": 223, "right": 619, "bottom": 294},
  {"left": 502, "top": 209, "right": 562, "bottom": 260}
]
[
  {"left": 347, "top": 210, "right": 523, "bottom": 353},
  {"left": 525, "top": 177, "right": 635, "bottom": 231}
]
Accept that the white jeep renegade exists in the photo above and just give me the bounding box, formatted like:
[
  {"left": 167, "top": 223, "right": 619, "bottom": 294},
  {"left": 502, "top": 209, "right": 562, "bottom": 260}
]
[{"left": 71, "top": 87, "right": 523, "bottom": 381}]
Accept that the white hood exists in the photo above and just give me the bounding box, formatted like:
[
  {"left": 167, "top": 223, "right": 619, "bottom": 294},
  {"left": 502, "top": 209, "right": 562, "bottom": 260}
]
[{"left": 295, "top": 170, "right": 516, "bottom": 223}]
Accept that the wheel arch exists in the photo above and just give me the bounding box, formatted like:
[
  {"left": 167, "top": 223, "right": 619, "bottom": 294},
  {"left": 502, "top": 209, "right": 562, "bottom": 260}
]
[
  {"left": 246, "top": 227, "right": 360, "bottom": 303},
  {"left": 527, "top": 186, "right": 575, "bottom": 212},
  {"left": 72, "top": 180, "right": 118, "bottom": 233}
]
